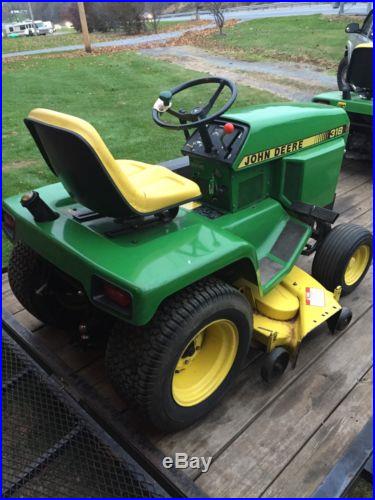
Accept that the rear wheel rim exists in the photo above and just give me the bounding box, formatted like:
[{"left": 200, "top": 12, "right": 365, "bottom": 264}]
[
  {"left": 344, "top": 245, "right": 370, "bottom": 286},
  {"left": 172, "top": 319, "right": 239, "bottom": 407}
]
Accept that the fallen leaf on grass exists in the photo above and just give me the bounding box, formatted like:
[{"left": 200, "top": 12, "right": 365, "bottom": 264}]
[{"left": 3, "top": 160, "right": 38, "bottom": 171}]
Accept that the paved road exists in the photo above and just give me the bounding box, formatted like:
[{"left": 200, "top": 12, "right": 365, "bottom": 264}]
[
  {"left": 3, "top": 3, "right": 369, "bottom": 59},
  {"left": 140, "top": 45, "right": 336, "bottom": 101},
  {"left": 161, "top": 2, "right": 369, "bottom": 22}
]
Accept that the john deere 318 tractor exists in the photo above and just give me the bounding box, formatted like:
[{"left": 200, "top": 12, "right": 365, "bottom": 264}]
[{"left": 3, "top": 76, "right": 372, "bottom": 431}]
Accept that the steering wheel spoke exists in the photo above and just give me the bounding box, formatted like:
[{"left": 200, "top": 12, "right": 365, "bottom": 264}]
[
  {"left": 166, "top": 108, "right": 183, "bottom": 119},
  {"left": 201, "top": 81, "right": 225, "bottom": 116}
]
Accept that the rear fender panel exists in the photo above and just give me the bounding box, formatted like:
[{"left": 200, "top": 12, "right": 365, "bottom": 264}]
[{"left": 3, "top": 182, "right": 312, "bottom": 325}]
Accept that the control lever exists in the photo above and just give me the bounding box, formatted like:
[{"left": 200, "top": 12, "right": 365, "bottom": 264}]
[
  {"left": 220, "top": 122, "right": 235, "bottom": 150},
  {"left": 199, "top": 124, "right": 214, "bottom": 153}
]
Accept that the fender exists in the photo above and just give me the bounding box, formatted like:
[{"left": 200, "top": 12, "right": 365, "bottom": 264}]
[{"left": 3, "top": 182, "right": 310, "bottom": 325}]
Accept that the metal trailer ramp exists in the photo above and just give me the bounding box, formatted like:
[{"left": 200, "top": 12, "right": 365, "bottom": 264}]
[
  {"left": 312, "top": 418, "right": 373, "bottom": 497},
  {"left": 2, "top": 319, "right": 204, "bottom": 498}
]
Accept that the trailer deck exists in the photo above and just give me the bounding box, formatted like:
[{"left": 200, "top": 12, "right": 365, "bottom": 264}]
[{"left": 2, "top": 158, "right": 372, "bottom": 497}]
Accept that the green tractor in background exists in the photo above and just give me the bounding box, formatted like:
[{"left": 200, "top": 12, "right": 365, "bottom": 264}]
[
  {"left": 313, "top": 42, "right": 372, "bottom": 160},
  {"left": 336, "top": 9, "right": 372, "bottom": 91},
  {"left": 3, "top": 76, "right": 372, "bottom": 431}
]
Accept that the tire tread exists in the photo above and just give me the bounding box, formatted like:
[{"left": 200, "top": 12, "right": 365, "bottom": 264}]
[
  {"left": 106, "top": 277, "right": 251, "bottom": 430},
  {"left": 312, "top": 224, "right": 372, "bottom": 294}
]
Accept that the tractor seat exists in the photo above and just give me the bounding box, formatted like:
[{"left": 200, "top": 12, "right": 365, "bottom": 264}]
[
  {"left": 347, "top": 42, "right": 372, "bottom": 92},
  {"left": 24, "top": 108, "right": 201, "bottom": 218}
]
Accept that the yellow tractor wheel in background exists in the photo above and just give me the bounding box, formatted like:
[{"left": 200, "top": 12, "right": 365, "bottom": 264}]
[{"left": 312, "top": 224, "right": 372, "bottom": 295}]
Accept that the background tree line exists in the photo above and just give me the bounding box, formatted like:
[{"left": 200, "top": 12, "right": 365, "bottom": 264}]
[
  {"left": 3, "top": 2, "right": 167, "bottom": 34},
  {"left": 2, "top": 2, "right": 229, "bottom": 35}
]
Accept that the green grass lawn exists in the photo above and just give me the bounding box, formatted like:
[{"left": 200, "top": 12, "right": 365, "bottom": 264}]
[
  {"left": 200, "top": 14, "right": 360, "bottom": 70},
  {"left": 2, "top": 31, "right": 115, "bottom": 53},
  {"left": 2, "top": 51, "right": 282, "bottom": 265},
  {"left": 2, "top": 20, "right": 196, "bottom": 54}
]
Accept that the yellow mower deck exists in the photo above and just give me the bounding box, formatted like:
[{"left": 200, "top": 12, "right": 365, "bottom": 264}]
[{"left": 237, "top": 267, "right": 342, "bottom": 358}]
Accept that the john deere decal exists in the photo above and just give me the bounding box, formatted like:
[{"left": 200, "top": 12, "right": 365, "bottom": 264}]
[{"left": 239, "top": 125, "right": 347, "bottom": 168}]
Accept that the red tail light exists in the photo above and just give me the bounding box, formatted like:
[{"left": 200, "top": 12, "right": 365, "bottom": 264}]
[{"left": 103, "top": 282, "right": 132, "bottom": 308}]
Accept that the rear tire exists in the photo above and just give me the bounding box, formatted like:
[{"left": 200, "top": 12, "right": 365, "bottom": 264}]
[
  {"left": 8, "top": 242, "right": 86, "bottom": 328},
  {"left": 312, "top": 224, "right": 372, "bottom": 295},
  {"left": 337, "top": 57, "right": 348, "bottom": 90},
  {"left": 105, "top": 277, "right": 252, "bottom": 431}
]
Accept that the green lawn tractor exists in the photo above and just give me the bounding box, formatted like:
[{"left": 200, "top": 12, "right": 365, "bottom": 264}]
[
  {"left": 336, "top": 9, "right": 372, "bottom": 91},
  {"left": 3, "top": 77, "right": 372, "bottom": 431},
  {"left": 313, "top": 43, "right": 372, "bottom": 161}
]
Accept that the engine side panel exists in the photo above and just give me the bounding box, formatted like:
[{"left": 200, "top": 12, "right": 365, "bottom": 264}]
[{"left": 225, "top": 102, "right": 349, "bottom": 170}]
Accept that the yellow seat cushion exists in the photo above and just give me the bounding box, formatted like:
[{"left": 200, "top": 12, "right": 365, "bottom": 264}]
[
  {"left": 116, "top": 159, "right": 201, "bottom": 209},
  {"left": 28, "top": 109, "right": 201, "bottom": 214}
]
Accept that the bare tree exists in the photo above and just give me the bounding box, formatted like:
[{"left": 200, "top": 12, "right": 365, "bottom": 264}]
[
  {"left": 147, "top": 2, "right": 164, "bottom": 33},
  {"left": 5, "top": 2, "right": 74, "bottom": 24},
  {"left": 209, "top": 2, "right": 225, "bottom": 35},
  {"left": 68, "top": 2, "right": 145, "bottom": 34},
  {"left": 195, "top": 3, "right": 202, "bottom": 21}
]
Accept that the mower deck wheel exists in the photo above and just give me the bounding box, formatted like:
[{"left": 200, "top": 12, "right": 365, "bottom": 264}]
[
  {"left": 312, "top": 224, "right": 372, "bottom": 295},
  {"left": 261, "top": 347, "right": 290, "bottom": 383},
  {"left": 327, "top": 306, "right": 353, "bottom": 333}
]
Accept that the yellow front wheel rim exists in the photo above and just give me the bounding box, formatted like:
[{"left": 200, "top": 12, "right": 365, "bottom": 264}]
[
  {"left": 172, "top": 319, "right": 239, "bottom": 407},
  {"left": 344, "top": 245, "right": 370, "bottom": 286}
]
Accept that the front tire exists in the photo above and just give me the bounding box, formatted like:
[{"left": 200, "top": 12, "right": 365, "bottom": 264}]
[
  {"left": 312, "top": 224, "right": 372, "bottom": 295},
  {"left": 337, "top": 56, "right": 348, "bottom": 90},
  {"left": 105, "top": 277, "right": 252, "bottom": 431}
]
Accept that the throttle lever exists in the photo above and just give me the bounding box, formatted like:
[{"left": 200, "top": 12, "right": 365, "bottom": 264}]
[{"left": 220, "top": 122, "right": 235, "bottom": 149}]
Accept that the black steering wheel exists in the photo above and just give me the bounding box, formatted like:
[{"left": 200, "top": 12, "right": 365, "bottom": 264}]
[{"left": 152, "top": 77, "right": 237, "bottom": 131}]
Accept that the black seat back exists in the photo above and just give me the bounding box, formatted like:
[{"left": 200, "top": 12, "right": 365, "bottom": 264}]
[
  {"left": 25, "top": 117, "right": 133, "bottom": 218},
  {"left": 347, "top": 44, "right": 372, "bottom": 92}
]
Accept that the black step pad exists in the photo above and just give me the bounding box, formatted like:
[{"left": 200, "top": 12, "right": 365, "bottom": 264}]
[
  {"left": 270, "top": 220, "right": 307, "bottom": 262},
  {"left": 291, "top": 200, "right": 339, "bottom": 224}
]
